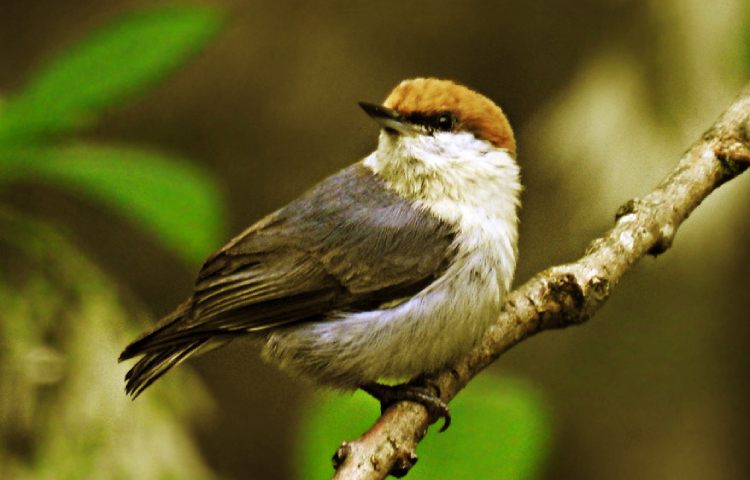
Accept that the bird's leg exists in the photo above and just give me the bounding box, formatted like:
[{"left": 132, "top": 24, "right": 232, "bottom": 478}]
[{"left": 360, "top": 379, "right": 451, "bottom": 432}]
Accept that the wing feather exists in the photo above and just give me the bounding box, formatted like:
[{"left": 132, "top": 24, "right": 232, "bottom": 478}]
[{"left": 123, "top": 163, "right": 456, "bottom": 356}]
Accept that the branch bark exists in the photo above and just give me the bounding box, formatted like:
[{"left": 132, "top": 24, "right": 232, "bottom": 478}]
[{"left": 331, "top": 82, "right": 750, "bottom": 479}]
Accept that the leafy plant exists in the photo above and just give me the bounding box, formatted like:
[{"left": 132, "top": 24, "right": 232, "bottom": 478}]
[
  {"left": 0, "top": 5, "right": 226, "bottom": 264},
  {"left": 0, "top": 6, "right": 226, "bottom": 479}
]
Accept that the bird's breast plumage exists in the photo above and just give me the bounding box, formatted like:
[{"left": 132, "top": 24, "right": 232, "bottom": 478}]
[{"left": 263, "top": 133, "right": 521, "bottom": 387}]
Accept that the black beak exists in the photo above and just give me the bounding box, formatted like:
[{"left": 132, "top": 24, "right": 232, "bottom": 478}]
[{"left": 358, "top": 102, "right": 417, "bottom": 134}]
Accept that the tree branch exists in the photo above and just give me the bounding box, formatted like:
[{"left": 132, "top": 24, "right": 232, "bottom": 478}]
[{"left": 331, "top": 82, "right": 750, "bottom": 479}]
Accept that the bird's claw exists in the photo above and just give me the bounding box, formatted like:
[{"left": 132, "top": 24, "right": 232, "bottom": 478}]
[{"left": 361, "top": 382, "right": 452, "bottom": 432}]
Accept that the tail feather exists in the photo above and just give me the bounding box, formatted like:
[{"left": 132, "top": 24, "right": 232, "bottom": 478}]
[
  {"left": 123, "top": 340, "right": 207, "bottom": 398},
  {"left": 119, "top": 300, "right": 192, "bottom": 362},
  {"left": 120, "top": 299, "right": 208, "bottom": 398}
]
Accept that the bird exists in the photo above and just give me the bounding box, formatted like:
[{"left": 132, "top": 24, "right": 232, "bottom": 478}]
[{"left": 119, "top": 78, "right": 521, "bottom": 430}]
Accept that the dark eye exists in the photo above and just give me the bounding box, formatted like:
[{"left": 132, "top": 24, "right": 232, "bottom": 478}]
[{"left": 435, "top": 113, "right": 455, "bottom": 131}]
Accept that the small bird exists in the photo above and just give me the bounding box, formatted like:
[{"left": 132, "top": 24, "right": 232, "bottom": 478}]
[{"left": 119, "top": 78, "right": 521, "bottom": 429}]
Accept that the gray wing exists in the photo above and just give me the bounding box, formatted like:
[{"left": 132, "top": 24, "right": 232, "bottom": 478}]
[
  {"left": 128, "top": 163, "right": 457, "bottom": 351},
  {"left": 192, "top": 162, "right": 457, "bottom": 328},
  {"left": 119, "top": 163, "right": 457, "bottom": 396}
]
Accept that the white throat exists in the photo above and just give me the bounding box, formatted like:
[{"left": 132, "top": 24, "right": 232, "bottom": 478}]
[
  {"left": 364, "top": 129, "right": 521, "bottom": 292},
  {"left": 365, "top": 130, "right": 519, "bottom": 209}
]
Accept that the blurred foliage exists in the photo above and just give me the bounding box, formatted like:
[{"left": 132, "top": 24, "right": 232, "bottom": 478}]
[
  {"left": 0, "top": 5, "right": 226, "bottom": 265},
  {"left": 0, "top": 209, "right": 214, "bottom": 479},
  {"left": 0, "top": 6, "right": 223, "bottom": 144},
  {"left": 0, "top": 144, "right": 224, "bottom": 265},
  {"left": 0, "top": 6, "right": 226, "bottom": 479},
  {"left": 297, "top": 376, "right": 551, "bottom": 479}
]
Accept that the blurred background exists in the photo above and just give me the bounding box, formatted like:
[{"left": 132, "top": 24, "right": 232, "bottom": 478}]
[{"left": 1, "top": 0, "right": 749, "bottom": 479}]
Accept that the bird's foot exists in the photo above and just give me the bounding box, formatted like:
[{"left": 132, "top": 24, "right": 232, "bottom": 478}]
[{"left": 361, "top": 381, "right": 451, "bottom": 432}]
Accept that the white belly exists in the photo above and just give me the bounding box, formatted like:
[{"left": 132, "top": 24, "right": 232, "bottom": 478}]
[{"left": 261, "top": 210, "right": 515, "bottom": 388}]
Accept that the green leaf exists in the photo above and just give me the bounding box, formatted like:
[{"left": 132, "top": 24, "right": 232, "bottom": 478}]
[
  {"left": 296, "top": 376, "right": 552, "bottom": 479},
  {"left": 0, "top": 6, "right": 223, "bottom": 144},
  {"left": 0, "top": 144, "right": 226, "bottom": 264}
]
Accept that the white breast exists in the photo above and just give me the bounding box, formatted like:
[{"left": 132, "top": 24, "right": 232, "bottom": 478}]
[{"left": 262, "top": 131, "right": 521, "bottom": 388}]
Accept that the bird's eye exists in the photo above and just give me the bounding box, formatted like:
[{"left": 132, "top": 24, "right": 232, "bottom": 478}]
[{"left": 435, "top": 113, "right": 455, "bottom": 131}]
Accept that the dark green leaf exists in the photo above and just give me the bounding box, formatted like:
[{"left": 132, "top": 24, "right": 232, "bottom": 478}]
[
  {"left": 0, "top": 144, "right": 226, "bottom": 264},
  {"left": 0, "top": 6, "right": 223, "bottom": 144},
  {"left": 296, "top": 376, "right": 551, "bottom": 479}
]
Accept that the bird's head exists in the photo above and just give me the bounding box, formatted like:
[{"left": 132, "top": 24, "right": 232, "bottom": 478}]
[
  {"left": 360, "top": 78, "right": 519, "bottom": 204},
  {"left": 359, "top": 78, "right": 516, "bottom": 161}
]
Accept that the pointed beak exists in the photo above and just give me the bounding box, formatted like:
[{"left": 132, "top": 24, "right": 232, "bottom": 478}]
[{"left": 358, "top": 102, "right": 417, "bottom": 135}]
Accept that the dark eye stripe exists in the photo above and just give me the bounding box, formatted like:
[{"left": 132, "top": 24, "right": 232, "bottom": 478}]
[{"left": 406, "top": 112, "right": 456, "bottom": 131}]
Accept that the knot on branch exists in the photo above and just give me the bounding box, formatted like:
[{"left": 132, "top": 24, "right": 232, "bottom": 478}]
[
  {"left": 714, "top": 140, "right": 750, "bottom": 180},
  {"left": 537, "top": 271, "right": 585, "bottom": 329},
  {"left": 650, "top": 223, "right": 676, "bottom": 256},
  {"left": 332, "top": 442, "right": 352, "bottom": 471},
  {"left": 332, "top": 434, "right": 420, "bottom": 478},
  {"left": 387, "top": 439, "right": 419, "bottom": 478},
  {"left": 615, "top": 198, "right": 640, "bottom": 221},
  {"left": 709, "top": 112, "right": 750, "bottom": 180},
  {"left": 535, "top": 269, "right": 611, "bottom": 330},
  {"left": 615, "top": 198, "right": 674, "bottom": 256}
]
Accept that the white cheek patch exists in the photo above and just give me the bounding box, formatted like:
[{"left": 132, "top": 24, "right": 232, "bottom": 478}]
[
  {"left": 366, "top": 131, "right": 520, "bottom": 209},
  {"left": 396, "top": 131, "right": 492, "bottom": 169}
]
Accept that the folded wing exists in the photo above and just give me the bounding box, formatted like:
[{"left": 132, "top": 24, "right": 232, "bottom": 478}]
[{"left": 120, "top": 163, "right": 456, "bottom": 395}]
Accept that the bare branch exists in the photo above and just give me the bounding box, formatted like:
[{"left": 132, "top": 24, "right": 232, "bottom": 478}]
[{"left": 331, "top": 82, "right": 750, "bottom": 479}]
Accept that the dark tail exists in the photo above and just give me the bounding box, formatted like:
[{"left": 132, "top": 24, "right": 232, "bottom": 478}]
[{"left": 119, "top": 300, "right": 207, "bottom": 398}]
